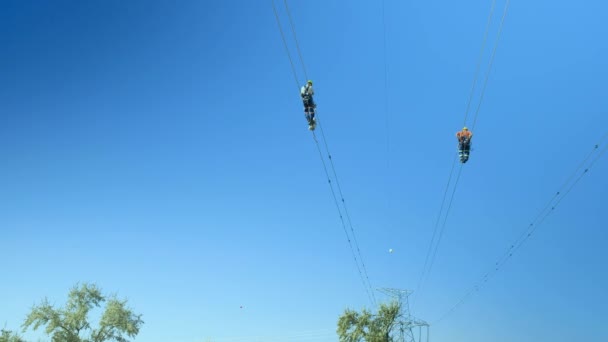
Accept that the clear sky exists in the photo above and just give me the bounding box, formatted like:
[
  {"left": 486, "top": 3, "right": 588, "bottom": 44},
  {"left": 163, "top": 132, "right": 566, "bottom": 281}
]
[{"left": 1, "top": 1, "right": 607, "bottom": 341}]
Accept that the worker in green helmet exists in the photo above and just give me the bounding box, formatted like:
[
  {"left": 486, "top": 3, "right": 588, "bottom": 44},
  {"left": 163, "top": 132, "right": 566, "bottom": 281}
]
[{"left": 300, "top": 80, "right": 316, "bottom": 130}]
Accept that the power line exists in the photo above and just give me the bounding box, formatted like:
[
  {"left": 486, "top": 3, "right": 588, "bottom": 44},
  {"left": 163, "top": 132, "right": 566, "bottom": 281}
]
[
  {"left": 415, "top": 0, "right": 510, "bottom": 305},
  {"left": 283, "top": 0, "right": 309, "bottom": 81},
  {"left": 494, "top": 133, "right": 606, "bottom": 268},
  {"left": 271, "top": 0, "right": 300, "bottom": 92},
  {"left": 283, "top": 0, "right": 377, "bottom": 305},
  {"left": 463, "top": 0, "right": 496, "bottom": 126},
  {"left": 316, "top": 118, "right": 378, "bottom": 306},
  {"left": 471, "top": 0, "right": 510, "bottom": 131},
  {"left": 435, "top": 133, "right": 608, "bottom": 324},
  {"left": 382, "top": 0, "right": 392, "bottom": 233},
  {"left": 414, "top": 156, "right": 458, "bottom": 302},
  {"left": 422, "top": 164, "right": 464, "bottom": 287},
  {"left": 272, "top": 0, "right": 377, "bottom": 306},
  {"left": 312, "top": 130, "right": 376, "bottom": 306},
  {"left": 415, "top": 163, "right": 464, "bottom": 307}
]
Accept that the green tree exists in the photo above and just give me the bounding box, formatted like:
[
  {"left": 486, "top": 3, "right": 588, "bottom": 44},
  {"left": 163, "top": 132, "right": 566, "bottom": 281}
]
[
  {"left": 0, "top": 328, "right": 26, "bottom": 342},
  {"left": 337, "top": 301, "right": 401, "bottom": 342},
  {"left": 22, "top": 283, "right": 143, "bottom": 342}
]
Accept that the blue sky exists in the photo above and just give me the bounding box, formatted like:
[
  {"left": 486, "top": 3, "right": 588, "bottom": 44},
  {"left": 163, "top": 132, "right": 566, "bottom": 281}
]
[{"left": 1, "top": 1, "right": 607, "bottom": 341}]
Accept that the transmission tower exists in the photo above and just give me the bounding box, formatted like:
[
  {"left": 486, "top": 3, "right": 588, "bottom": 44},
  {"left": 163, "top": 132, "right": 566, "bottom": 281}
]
[{"left": 377, "top": 288, "right": 429, "bottom": 342}]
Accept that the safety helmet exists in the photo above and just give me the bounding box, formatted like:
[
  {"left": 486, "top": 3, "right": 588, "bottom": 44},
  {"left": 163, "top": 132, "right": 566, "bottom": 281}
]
[
  {"left": 307, "top": 80, "right": 313, "bottom": 85},
  {"left": 463, "top": 127, "right": 468, "bottom": 131}
]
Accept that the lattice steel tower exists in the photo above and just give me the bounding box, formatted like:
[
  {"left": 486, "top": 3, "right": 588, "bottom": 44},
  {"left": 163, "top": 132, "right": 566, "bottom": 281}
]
[{"left": 377, "top": 288, "right": 429, "bottom": 342}]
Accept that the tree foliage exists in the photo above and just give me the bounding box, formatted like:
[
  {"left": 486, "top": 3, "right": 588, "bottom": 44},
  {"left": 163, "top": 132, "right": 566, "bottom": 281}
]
[
  {"left": 22, "top": 283, "right": 143, "bottom": 342},
  {"left": 0, "top": 329, "right": 26, "bottom": 342},
  {"left": 337, "top": 301, "right": 401, "bottom": 342}
]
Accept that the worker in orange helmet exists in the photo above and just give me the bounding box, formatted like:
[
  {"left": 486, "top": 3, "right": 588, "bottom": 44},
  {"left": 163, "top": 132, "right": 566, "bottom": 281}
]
[{"left": 456, "top": 127, "right": 473, "bottom": 163}]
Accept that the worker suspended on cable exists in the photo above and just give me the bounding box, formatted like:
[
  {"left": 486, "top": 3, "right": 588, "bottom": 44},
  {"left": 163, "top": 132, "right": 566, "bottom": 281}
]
[
  {"left": 300, "top": 80, "right": 316, "bottom": 130},
  {"left": 456, "top": 127, "right": 473, "bottom": 163}
]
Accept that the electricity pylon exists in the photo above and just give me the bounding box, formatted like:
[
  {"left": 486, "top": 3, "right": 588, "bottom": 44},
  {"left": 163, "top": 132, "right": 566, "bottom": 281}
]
[{"left": 377, "top": 288, "right": 429, "bottom": 342}]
